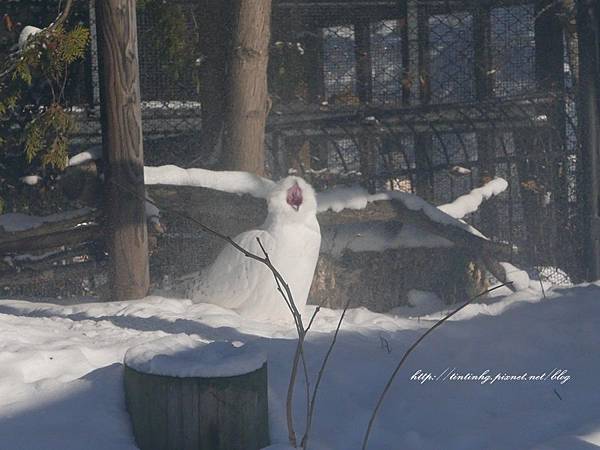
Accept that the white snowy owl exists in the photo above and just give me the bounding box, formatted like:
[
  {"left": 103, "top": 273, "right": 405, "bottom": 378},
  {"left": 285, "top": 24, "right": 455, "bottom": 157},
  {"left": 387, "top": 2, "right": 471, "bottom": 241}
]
[{"left": 185, "top": 176, "right": 321, "bottom": 322}]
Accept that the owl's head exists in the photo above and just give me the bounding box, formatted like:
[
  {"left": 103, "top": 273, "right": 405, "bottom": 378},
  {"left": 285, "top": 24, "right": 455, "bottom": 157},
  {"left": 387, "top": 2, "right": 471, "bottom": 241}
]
[{"left": 267, "top": 176, "right": 317, "bottom": 220}]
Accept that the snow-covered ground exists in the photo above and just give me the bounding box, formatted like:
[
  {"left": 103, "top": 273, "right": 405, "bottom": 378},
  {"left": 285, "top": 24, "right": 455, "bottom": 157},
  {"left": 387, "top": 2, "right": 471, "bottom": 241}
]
[{"left": 0, "top": 281, "right": 598, "bottom": 450}]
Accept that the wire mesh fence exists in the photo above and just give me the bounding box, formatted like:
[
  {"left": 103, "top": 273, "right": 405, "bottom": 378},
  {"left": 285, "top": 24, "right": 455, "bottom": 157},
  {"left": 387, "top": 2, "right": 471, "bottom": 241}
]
[
  {"left": 267, "top": 0, "right": 584, "bottom": 285},
  {"left": 1, "top": 0, "right": 593, "bottom": 288}
]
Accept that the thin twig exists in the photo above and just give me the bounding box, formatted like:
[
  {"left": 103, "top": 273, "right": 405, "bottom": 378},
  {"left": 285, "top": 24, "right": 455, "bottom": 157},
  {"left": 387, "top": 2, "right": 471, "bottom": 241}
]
[
  {"left": 256, "top": 237, "right": 307, "bottom": 446},
  {"left": 301, "top": 295, "right": 352, "bottom": 450},
  {"left": 361, "top": 282, "right": 513, "bottom": 450},
  {"left": 534, "top": 267, "right": 548, "bottom": 299},
  {"left": 305, "top": 305, "right": 321, "bottom": 333},
  {"left": 109, "top": 179, "right": 306, "bottom": 447}
]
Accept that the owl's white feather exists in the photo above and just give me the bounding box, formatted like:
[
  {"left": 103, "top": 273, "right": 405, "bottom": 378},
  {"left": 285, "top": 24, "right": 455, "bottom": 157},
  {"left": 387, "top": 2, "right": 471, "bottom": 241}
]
[{"left": 185, "top": 176, "right": 321, "bottom": 322}]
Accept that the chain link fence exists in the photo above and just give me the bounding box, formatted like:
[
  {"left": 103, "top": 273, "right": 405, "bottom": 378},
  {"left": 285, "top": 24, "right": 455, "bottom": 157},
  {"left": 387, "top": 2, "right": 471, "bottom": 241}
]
[
  {"left": 1, "top": 0, "right": 593, "bottom": 288},
  {"left": 268, "top": 0, "right": 585, "bottom": 285}
]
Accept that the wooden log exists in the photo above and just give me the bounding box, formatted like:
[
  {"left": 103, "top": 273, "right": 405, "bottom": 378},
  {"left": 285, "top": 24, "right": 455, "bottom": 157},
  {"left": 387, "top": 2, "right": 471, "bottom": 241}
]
[
  {"left": 317, "top": 198, "right": 513, "bottom": 258},
  {"left": 309, "top": 248, "right": 489, "bottom": 310},
  {"left": 0, "top": 209, "right": 99, "bottom": 244},
  {"left": 96, "top": 0, "right": 150, "bottom": 300},
  {"left": 61, "top": 160, "right": 101, "bottom": 206},
  {"left": 124, "top": 339, "right": 269, "bottom": 450},
  {"left": 0, "top": 224, "right": 100, "bottom": 254}
]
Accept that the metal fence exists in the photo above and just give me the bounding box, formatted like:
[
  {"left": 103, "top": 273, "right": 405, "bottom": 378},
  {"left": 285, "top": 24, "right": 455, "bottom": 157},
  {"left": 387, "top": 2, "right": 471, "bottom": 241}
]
[
  {"left": 2, "top": 0, "right": 596, "bottom": 286},
  {"left": 267, "top": 0, "right": 585, "bottom": 285}
]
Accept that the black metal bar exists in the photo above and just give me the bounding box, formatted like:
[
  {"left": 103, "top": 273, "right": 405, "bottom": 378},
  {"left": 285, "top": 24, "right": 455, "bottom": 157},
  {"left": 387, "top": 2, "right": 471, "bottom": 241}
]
[{"left": 576, "top": 0, "right": 600, "bottom": 280}]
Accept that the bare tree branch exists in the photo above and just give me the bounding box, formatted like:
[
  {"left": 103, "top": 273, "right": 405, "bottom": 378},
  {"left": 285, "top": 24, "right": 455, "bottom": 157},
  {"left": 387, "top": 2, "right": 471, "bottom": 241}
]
[
  {"left": 301, "top": 295, "right": 352, "bottom": 450},
  {"left": 49, "top": 0, "right": 75, "bottom": 31},
  {"left": 361, "top": 282, "right": 513, "bottom": 450},
  {"left": 111, "top": 179, "right": 308, "bottom": 447}
]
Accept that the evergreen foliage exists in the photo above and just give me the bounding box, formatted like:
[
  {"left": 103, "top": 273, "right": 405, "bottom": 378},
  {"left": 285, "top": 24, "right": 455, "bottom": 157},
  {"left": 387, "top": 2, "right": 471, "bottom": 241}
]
[
  {"left": 1, "top": 25, "right": 89, "bottom": 168},
  {"left": 137, "top": 0, "right": 201, "bottom": 93}
]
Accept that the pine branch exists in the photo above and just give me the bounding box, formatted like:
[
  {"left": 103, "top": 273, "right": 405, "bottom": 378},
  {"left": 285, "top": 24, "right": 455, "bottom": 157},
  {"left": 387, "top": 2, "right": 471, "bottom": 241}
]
[{"left": 0, "top": 0, "right": 76, "bottom": 81}]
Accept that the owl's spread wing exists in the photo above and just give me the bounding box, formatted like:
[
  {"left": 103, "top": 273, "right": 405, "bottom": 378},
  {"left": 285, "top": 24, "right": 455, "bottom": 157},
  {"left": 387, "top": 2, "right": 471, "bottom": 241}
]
[{"left": 186, "top": 229, "right": 277, "bottom": 309}]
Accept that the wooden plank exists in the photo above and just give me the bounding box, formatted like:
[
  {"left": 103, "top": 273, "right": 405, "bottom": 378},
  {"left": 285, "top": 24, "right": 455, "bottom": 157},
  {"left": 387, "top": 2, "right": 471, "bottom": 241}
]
[
  {"left": 96, "top": 0, "right": 150, "bottom": 300},
  {"left": 0, "top": 225, "right": 100, "bottom": 254},
  {"left": 0, "top": 209, "right": 99, "bottom": 244}
]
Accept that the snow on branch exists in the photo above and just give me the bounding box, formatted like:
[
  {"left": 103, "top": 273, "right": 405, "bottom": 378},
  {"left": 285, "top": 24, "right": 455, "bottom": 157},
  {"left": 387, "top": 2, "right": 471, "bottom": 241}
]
[
  {"left": 316, "top": 186, "right": 480, "bottom": 235},
  {"left": 142, "top": 165, "right": 506, "bottom": 242},
  {"left": 68, "top": 146, "right": 102, "bottom": 167},
  {"left": 438, "top": 178, "right": 509, "bottom": 219},
  {"left": 144, "top": 165, "right": 275, "bottom": 198}
]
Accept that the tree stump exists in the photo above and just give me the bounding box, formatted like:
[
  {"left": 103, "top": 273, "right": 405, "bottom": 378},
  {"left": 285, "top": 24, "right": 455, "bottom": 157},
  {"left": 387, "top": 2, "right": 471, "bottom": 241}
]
[{"left": 123, "top": 336, "right": 269, "bottom": 450}]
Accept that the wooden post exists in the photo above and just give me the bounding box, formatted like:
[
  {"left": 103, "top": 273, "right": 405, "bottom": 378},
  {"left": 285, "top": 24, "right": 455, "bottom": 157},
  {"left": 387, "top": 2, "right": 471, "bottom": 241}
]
[
  {"left": 124, "top": 339, "right": 270, "bottom": 450},
  {"left": 577, "top": 0, "right": 600, "bottom": 280},
  {"left": 222, "top": 0, "right": 272, "bottom": 176},
  {"left": 96, "top": 0, "right": 149, "bottom": 300}
]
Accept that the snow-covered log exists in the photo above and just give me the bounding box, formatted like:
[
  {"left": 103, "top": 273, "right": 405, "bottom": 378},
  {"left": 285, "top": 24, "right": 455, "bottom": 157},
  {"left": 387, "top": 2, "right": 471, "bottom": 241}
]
[
  {"left": 439, "top": 178, "right": 508, "bottom": 219},
  {"left": 0, "top": 225, "right": 99, "bottom": 254},
  {"left": 124, "top": 337, "right": 269, "bottom": 450},
  {"left": 0, "top": 209, "right": 100, "bottom": 253}
]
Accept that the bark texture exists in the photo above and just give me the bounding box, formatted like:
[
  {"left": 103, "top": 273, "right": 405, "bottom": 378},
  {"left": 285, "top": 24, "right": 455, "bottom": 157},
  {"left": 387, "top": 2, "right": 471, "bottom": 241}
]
[
  {"left": 96, "top": 0, "right": 149, "bottom": 300},
  {"left": 124, "top": 363, "right": 270, "bottom": 450},
  {"left": 222, "top": 0, "right": 272, "bottom": 176}
]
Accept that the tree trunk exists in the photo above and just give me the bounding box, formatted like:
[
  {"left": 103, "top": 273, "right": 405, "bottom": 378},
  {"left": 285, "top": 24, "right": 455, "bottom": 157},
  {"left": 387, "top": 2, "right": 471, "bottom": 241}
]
[
  {"left": 222, "top": 0, "right": 272, "bottom": 176},
  {"left": 96, "top": 0, "right": 149, "bottom": 301}
]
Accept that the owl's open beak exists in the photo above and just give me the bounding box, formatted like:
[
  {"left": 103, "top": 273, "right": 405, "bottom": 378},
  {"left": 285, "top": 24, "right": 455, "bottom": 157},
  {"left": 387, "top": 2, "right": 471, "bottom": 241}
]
[{"left": 286, "top": 182, "right": 303, "bottom": 211}]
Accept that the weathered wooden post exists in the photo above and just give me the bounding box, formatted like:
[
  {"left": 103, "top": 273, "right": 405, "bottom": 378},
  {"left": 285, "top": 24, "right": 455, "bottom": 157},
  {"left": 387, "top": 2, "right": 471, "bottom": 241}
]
[
  {"left": 124, "top": 336, "right": 270, "bottom": 450},
  {"left": 96, "top": 0, "right": 149, "bottom": 300}
]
